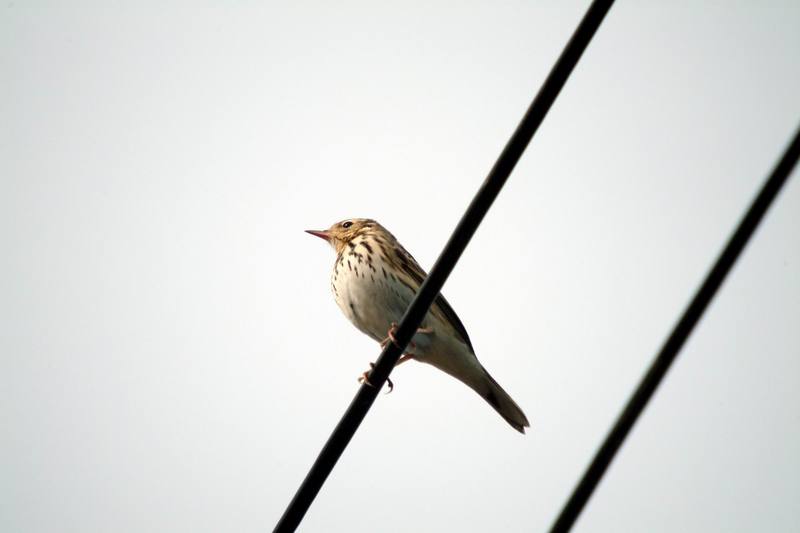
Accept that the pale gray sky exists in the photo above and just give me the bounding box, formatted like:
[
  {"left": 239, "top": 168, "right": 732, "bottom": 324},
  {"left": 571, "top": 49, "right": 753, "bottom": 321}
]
[{"left": 2, "top": 2, "right": 799, "bottom": 532}]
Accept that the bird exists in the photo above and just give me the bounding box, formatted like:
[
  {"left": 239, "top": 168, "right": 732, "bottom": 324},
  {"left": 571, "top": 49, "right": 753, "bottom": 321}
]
[{"left": 306, "top": 218, "right": 530, "bottom": 433}]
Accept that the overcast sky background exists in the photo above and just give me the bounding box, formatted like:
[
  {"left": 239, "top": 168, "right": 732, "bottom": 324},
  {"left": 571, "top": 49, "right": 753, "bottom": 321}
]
[{"left": 2, "top": 3, "right": 799, "bottom": 532}]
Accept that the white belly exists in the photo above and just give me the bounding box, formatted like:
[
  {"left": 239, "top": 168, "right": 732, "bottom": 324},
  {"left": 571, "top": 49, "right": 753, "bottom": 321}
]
[
  {"left": 332, "top": 253, "right": 406, "bottom": 335},
  {"left": 331, "top": 253, "right": 432, "bottom": 352}
]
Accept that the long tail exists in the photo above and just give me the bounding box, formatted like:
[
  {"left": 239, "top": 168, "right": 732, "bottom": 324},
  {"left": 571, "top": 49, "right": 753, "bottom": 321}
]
[
  {"left": 420, "top": 350, "right": 530, "bottom": 433},
  {"left": 475, "top": 366, "right": 530, "bottom": 434}
]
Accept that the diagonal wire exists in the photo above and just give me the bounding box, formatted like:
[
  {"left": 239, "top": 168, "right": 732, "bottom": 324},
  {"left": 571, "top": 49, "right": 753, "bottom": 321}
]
[
  {"left": 549, "top": 124, "right": 800, "bottom": 533},
  {"left": 274, "top": 1, "right": 614, "bottom": 531}
]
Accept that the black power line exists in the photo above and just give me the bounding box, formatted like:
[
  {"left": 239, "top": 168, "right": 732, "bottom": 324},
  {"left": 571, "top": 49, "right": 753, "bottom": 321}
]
[
  {"left": 274, "top": 1, "right": 615, "bottom": 531},
  {"left": 549, "top": 124, "right": 800, "bottom": 533}
]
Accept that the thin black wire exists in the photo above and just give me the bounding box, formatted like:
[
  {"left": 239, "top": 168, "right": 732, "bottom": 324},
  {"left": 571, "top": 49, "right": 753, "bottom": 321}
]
[
  {"left": 549, "top": 124, "right": 800, "bottom": 533},
  {"left": 274, "top": 1, "right": 614, "bottom": 531}
]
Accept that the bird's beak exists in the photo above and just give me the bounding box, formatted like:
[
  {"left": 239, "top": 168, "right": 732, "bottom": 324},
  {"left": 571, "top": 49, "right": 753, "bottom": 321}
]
[{"left": 305, "top": 229, "right": 332, "bottom": 242}]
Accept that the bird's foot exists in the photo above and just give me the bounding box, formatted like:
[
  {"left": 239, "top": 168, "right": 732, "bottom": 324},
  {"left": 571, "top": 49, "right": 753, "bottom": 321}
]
[
  {"left": 380, "top": 322, "right": 400, "bottom": 349},
  {"left": 380, "top": 324, "right": 434, "bottom": 350},
  {"left": 396, "top": 353, "right": 414, "bottom": 366},
  {"left": 358, "top": 362, "right": 394, "bottom": 394}
]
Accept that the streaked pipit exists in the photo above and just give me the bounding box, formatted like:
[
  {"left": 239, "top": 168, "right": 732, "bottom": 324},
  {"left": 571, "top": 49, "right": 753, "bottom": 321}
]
[{"left": 306, "top": 218, "right": 529, "bottom": 433}]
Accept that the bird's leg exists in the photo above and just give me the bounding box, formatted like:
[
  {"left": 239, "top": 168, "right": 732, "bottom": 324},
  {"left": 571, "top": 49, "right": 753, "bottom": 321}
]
[
  {"left": 380, "top": 323, "right": 434, "bottom": 350},
  {"left": 368, "top": 325, "right": 432, "bottom": 393},
  {"left": 357, "top": 352, "right": 417, "bottom": 394},
  {"left": 396, "top": 354, "right": 414, "bottom": 366},
  {"left": 358, "top": 362, "right": 394, "bottom": 393},
  {"left": 380, "top": 322, "right": 400, "bottom": 349},
  {"left": 406, "top": 326, "right": 433, "bottom": 351}
]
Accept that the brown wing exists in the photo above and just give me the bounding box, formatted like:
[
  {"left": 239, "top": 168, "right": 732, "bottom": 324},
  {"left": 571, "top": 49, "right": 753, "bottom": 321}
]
[{"left": 392, "top": 244, "right": 474, "bottom": 352}]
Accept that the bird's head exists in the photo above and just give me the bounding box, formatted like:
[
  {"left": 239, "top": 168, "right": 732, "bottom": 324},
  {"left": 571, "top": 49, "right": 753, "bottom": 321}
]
[{"left": 306, "top": 218, "right": 377, "bottom": 254}]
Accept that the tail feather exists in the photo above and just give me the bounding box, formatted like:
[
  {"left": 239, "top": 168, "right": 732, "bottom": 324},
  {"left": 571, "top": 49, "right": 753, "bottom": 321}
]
[
  {"left": 479, "top": 367, "right": 530, "bottom": 434},
  {"left": 419, "top": 350, "right": 530, "bottom": 433}
]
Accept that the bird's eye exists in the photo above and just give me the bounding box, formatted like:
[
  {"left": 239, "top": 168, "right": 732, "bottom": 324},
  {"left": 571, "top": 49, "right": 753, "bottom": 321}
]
[{"left": 342, "top": 221, "right": 353, "bottom": 228}]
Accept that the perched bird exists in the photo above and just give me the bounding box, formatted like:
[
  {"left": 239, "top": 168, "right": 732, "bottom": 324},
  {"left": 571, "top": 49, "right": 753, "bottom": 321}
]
[{"left": 306, "top": 218, "right": 530, "bottom": 433}]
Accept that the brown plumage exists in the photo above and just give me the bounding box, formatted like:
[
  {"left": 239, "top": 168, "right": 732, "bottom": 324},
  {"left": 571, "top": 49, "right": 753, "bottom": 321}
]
[{"left": 306, "top": 218, "right": 530, "bottom": 433}]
